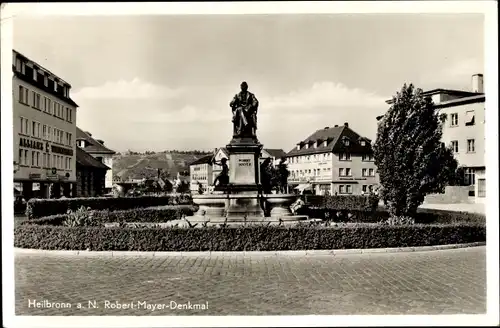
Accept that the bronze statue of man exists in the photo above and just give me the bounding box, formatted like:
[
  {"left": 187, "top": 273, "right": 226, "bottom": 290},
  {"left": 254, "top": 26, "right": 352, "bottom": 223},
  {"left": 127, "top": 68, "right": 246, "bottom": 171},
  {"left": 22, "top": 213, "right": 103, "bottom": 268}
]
[{"left": 230, "top": 81, "right": 259, "bottom": 138}]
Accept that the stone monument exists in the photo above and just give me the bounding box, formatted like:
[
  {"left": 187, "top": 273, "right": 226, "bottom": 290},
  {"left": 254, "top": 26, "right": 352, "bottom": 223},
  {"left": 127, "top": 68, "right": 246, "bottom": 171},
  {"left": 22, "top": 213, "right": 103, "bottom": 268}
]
[{"left": 190, "top": 82, "right": 308, "bottom": 225}]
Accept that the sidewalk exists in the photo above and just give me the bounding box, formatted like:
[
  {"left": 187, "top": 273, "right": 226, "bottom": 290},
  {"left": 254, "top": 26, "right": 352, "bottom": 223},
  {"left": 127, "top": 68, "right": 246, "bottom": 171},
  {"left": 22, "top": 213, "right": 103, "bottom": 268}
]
[{"left": 419, "top": 202, "right": 485, "bottom": 214}]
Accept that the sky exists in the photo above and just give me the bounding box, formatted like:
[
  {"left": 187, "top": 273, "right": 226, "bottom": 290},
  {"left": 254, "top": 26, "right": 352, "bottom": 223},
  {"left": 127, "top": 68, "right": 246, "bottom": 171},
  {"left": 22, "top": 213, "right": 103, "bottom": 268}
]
[{"left": 13, "top": 14, "right": 484, "bottom": 153}]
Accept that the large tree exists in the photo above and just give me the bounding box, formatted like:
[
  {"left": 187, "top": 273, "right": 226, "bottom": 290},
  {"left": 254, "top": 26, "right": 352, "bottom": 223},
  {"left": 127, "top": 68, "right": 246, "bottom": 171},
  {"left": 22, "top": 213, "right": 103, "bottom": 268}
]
[{"left": 373, "top": 83, "right": 459, "bottom": 217}]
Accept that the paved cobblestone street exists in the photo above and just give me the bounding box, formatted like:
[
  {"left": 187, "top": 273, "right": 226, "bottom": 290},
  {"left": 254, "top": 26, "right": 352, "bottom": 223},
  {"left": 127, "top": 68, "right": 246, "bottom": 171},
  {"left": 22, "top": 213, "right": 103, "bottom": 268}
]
[{"left": 15, "top": 247, "right": 486, "bottom": 315}]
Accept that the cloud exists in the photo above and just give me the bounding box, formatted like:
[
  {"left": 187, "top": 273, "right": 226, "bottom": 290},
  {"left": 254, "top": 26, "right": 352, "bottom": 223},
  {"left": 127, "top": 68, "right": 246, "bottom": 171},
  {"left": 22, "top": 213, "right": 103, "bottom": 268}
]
[
  {"left": 76, "top": 80, "right": 386, "bottom": 152},
  {"left": 72, "top": 78, "right": 183, "bottom": 100},
  {"left": 263, "top": 81, "right": 386, "bottom": 112}
]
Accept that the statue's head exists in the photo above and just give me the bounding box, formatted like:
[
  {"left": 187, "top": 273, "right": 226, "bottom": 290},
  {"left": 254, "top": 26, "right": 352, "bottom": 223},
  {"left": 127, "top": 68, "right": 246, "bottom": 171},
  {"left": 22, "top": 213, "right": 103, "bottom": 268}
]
[
  {"left": 221, "top": 158, "right": 228, "bottom": 164},
  {"left": 240, "top": 81, "right": 248, "bottom": 92}
]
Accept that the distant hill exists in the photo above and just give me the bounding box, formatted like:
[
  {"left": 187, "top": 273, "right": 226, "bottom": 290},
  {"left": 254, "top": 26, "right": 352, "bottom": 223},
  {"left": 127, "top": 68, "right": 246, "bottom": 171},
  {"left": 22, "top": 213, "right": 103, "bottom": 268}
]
[{"left": 113, "top": 151, "right": 212, "bottom": 181}]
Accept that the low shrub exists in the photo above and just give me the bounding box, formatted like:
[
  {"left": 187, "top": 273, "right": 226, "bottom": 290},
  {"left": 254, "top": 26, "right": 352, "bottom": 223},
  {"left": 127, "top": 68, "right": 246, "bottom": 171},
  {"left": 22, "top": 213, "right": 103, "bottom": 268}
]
[
  {"left": 23, "top": 205, "right": 197, "bottom": 226},
  {"left": 25, "top": 194, "right": 193, "bottom": 219},
  {"left": 303, "top": 206, "right": 485, "bottom": 225},
  {"left": 14, "top": 222, "right": 485, "bottom": 251},
  {"left": 304, "top": 194, "right": 379, "bottom": 212}
]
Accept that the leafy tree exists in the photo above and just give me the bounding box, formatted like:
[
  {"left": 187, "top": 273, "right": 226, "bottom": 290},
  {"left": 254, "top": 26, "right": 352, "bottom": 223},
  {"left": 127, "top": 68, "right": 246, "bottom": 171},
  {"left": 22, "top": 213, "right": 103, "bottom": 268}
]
[{"left": 373, "top": 83, "right": 459, "bottom": 218}]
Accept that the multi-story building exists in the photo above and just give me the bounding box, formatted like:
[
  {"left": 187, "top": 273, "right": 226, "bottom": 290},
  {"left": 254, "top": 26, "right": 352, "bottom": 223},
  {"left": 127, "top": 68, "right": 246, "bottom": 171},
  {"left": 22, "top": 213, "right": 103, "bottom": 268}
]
[
  {"left": 12, "top": 50, "right": 79, "bottom": 199},
  {"left": 189, "top": 155, "right": 214, "bottom": 193},
  {"left": 384, "top": 74, "right": 486, "bottom": 202},
  {"left": 287, "top": 123, "right": 379, "bottom": 195},
  {"left": 76, "top": 127, "right": 116, "bottom": 193}
]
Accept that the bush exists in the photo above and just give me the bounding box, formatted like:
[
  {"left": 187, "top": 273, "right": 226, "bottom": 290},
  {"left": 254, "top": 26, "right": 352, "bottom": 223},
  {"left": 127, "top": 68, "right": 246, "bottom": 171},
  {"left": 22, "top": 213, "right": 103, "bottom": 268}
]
[
  {"left": 14, "top": 222, "right": 485, "bottom": 251},
  {"left": 25, "top": 194, "right": 193, "bottom": 219},
  {"left": 305, "top": 194, "right": 379, "bottom": 212},
  {"left": 303, "top": 206, "right": 485, "bottom": 225},
  {"left": 23, "top": 205, "right": 197, "bottom": 226}
]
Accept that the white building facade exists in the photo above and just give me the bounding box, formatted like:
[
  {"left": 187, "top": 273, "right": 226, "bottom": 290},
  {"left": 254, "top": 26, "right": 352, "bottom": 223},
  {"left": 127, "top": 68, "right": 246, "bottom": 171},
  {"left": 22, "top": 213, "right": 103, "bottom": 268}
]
[
  {"left": 287, "top": 123, "right": 379, "bottom": 195},
  {"left": 13, "top": 50, "right": 78, "bottom": 199}
]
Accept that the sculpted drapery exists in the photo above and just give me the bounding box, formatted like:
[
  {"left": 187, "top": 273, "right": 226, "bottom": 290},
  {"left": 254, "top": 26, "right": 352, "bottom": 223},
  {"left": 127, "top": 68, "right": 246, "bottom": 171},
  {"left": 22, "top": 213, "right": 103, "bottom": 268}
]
[{"left": 230, "top": 82, "right": 259, "bottom": 139}]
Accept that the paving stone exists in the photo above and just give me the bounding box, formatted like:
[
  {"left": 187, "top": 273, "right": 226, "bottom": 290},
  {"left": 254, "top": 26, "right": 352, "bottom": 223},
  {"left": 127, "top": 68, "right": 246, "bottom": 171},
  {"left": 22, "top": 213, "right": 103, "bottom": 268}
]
[{"left": 14, "top": 247, "right": 486, "bottom": 315}]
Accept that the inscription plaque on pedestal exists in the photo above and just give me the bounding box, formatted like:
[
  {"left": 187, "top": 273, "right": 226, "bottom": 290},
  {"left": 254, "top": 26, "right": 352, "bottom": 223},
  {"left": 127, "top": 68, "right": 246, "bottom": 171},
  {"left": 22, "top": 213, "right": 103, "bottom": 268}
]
[{"left": 230, "top": 153, "right": 256, "bottom": 184}]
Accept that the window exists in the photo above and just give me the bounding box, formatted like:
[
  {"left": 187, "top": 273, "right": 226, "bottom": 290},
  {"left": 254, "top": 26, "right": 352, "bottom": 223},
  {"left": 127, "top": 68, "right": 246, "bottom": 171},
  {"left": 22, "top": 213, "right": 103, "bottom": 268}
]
[
  {"left": 31, "top": 151, "right": 35, "bottom": 166},
  {"left": 33, "top": 93, "right": 41, "bottom": 109},
  {"left": 24, "top": 150, "right": 28, "bottom": 165},
  {"left": 477, "top": 179, "right": 486, "bottom": 198},
  {"left": 32, "top": 122, "right": 36, "bottom": 137},
  {"left": 360, "top": 140, "right": 366, "bottom": 146},
  {"left": 15, "top": 58, "right": 22, "bottom": 71},
  {"left": 18, "top": 149, "right": 23, "bottom": 166},
  {"left": 66, "top": 107, "right": 69, "bottom": 121},
  {"left": 369, "top": 168, "right": 375, "bottom": 177},
  {"left": 323, "top": 140, "right": 328, "bottom": 147},
  {"left": 20, "top": 117, "right": 26, "bottom": 134},
  {"left": 18, "top": 86, "right": 26, "bottom": 104},
  {"left": 33, "top": 69, "right": 38, "bottom": 81},
  {"left": 339, "top": 153, "right": 351, "bottom": 161},
  {"left": 53, "top": 102, "right": 57, "bottom": 116},
  {"left": 47, "top": 127, "right": 52, "bottom": 141},
  {"left": 465, "top": 110, "right": 475, "bottom": 126},
  {"left": 362, "top": 154, "right": 374, "bottom": 161},
  {"left": 44, "top": 97, "right": 50, "bottom": 112},
  {"left": 467, "top": 139, "right": 475, "bottom": 153},
  {"left": 450, "top": 113, "right": 458, "bottom": 126},
  {"left": 451, "top": 140, "right": 459, "bottom": 153},
  {"left": 464, "top": 168, "right": 476, "bottom": 186},
  {"left": 339, "top": 168, "right": 345, "bottom": 176},
  {"left": 362, "top": 168, "right": 367, "bottom": 177},
  {"left": 339, "top": 185, "right": 345, "bottom": 194},
  {"left": 44, "top": 76, "right": 48, "bottom": 87},
  {"left": 346, "top": 168, "right": 351, "bottom": 176},
  {"left": 343, "top": 139, "right": 350, "bottom": 146},
  {"left": 54, "top": 82, "right": 58, "bottom": 92},
  {"left": 362, "top": 185, "right": 368, "bottom": 193},
  {"left": 346, "top": 185, "right": 352, "bottom": 194}
]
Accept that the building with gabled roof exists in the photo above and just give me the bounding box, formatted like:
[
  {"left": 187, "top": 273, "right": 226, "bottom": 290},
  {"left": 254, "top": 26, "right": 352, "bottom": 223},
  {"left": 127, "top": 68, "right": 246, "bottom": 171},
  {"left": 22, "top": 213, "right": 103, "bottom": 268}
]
[
  {"left": 76, "top": 127, "right": 116, "bottom": 192},
  {"left": 287, "top": 122, "right": 379, "bottom": 195}
]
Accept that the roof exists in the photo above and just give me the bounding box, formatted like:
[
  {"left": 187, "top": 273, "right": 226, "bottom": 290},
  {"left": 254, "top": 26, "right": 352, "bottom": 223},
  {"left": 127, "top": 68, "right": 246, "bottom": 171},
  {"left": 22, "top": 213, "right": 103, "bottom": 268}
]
[
  {"left": 386, "top": 88, "right": 483, "bottom": 104},
  {"left": 434, "top": 94, "right": 485, "bottom": 109},
  {"left": 13, "top": 49, "right": 72, "bottom": 87},
  {"left": 76, "top": 127, "right": 116, "bottom": 154},
  {"left": 76, "top": 147, "right": 110, "bottom": 170},
  {"left": 378, "top": 93, "right": 486, "bottom": 121},
  {"left": 263, "top": 148, "right": 287, "bottom": 159},
  {"left": 286, "top": 124, "right": 373, "bottom": 156},
  {"left": 189, "top": 155, "right": 214, "bottom": 166}
]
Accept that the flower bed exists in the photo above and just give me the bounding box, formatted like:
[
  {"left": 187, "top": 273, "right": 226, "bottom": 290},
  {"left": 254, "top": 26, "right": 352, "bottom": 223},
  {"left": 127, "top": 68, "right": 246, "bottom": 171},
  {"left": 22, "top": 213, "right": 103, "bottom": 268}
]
[
  {"left": 302, "top": 207, "right": 486, "bottom": 225},
  {"left": 14, "top": 222, "right": 485, "bottom": 251},
  {"left": 23, "top": 205, "right": 197, "bottom": 226},
  {"left": 25, "top": 194, "right": 193, "bottom": 219}
]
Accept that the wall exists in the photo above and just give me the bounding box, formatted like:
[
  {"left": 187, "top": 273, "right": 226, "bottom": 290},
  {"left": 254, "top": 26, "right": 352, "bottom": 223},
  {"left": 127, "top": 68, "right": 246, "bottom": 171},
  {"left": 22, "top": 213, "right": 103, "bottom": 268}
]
[
  {"left": 475, "top": 169, "right": 486, "bottom": 203},
  {"left": 439, "top": 101, "right": 485, "bottom": 168},
  {"left": 190, "top": 163, "right": 212, "bottom": 193},
  {"left": 330, "top": 153, "right": 379, "bottom": 195},
  {"left": 13, "top": 77, "right": 77, "bottom": 184},
  {"left": 424, "top": 186, "right": 472, "bottom": 204},
  {"left": 102, "top": 155, "right": 113, "bottom": 189}
]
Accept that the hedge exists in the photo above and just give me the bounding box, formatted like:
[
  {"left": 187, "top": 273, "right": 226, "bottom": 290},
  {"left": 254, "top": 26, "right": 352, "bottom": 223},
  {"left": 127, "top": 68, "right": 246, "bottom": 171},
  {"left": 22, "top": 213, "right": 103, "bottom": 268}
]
[
  {"left": 23, "top": 205, "right": 197, "bottom": 226},
  {"left": 301, "top": 207, "right": 486, "bottom": 225},
  {"left": 25, "top": 194, "right": 193, "bottom": 219},
  {"left": 304, "top": 194, "right": 379, "bottom": 212},
  {"left": 14, "top": 223, "right": 485, "bottom": 251}
]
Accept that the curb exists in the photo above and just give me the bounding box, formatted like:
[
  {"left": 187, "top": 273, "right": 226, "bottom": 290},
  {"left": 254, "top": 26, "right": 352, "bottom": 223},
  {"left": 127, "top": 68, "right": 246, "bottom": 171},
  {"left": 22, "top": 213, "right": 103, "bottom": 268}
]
[{"left": 14, "top": 242, "right": 485, "bottom": 257}]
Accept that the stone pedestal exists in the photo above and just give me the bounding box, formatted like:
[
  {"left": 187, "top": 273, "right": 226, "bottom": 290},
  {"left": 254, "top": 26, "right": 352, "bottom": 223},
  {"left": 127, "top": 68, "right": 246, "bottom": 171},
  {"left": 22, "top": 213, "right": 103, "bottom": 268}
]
[{"left": 225, "top": 137, "right": 264, "bottom": 219}]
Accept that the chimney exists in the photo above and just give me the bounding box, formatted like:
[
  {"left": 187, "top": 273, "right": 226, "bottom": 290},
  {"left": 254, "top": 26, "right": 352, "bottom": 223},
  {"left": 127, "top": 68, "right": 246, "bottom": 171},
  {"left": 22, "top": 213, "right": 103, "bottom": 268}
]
[
  {"left": 344, "top": 122, "right": 349, "bottom": 128},
  {"left": 86, "top": 131, "right": 92, "bottom": 137},
  {"left": 472, "top": 74, "right": 484, "bottom": 93},
  {"left": 334, "top": 124, "right": 338, "bottom": 127},
  {"left": 96, "top": 139, "right": 104, "bottom": 145},
  {"left": 324, "top": 127, "right": 329, "bottom": 129}
]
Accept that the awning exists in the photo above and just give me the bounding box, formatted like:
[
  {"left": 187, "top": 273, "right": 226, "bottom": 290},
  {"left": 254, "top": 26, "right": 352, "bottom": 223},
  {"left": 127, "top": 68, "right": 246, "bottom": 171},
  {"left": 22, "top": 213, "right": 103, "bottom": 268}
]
[{"left": 295, "top": 183, "right": 312, "bottom": 191}]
